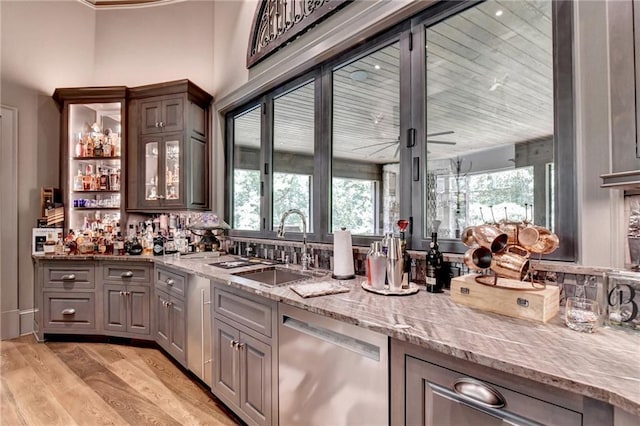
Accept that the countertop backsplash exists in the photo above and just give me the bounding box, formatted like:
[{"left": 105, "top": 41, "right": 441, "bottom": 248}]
[{"left": 227, "top": 236, "right": 608, "bottom": 308}]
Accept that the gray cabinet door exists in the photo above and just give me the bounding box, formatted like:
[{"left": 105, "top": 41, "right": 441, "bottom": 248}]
[
  {"left": 161, "top": 98, "right": 184, "bottom": 133},
  {"left": 169, "top": 296, "right": 186, "bottom": 364},
  {"left": 140, "top": 100, "right": 163, "bottom": 134},
  {"left": 188, "top": 136, "right": 207, "bottom": 208},
  {"left": 239, "top": 332, "right": 272, "bottom": 426},
  {"left": 103, "top": 284, "right": 127, "bottom": 333},
  {"left": 405, "top": 356, "right": 582, "bottom": 426},
  {"left": 213, "top": 319, "right": 240, "bottom": 407},
  {"left": 127, "top": 285, "right": 150, "bottom": 336},
  {"left": 155, "top": 291, "right": 170, "bottom": 350}
]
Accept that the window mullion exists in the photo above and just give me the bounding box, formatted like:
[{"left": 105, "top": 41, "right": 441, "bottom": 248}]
[{"left": 262, "top": 95, "right": 274, "bottom": 236}]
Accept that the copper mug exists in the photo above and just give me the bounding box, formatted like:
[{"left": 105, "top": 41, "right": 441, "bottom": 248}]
[
  {"left": 499, "top": 221, "right": 522, "bottom": 246},
  {"left": 491, "top": 246, "right": 530, "bottom": 281},
  {"left": 472, "top": 225, "right": 509, "bottom": 253},
  {"left": 518, "top": 225, "right": 559, "bottom": 254},
  {"left": 463, "top": 246, "right": 493, "bottom": 270},
  {"left": 461, "top": 227, "right": 477, "bottom": 247}
]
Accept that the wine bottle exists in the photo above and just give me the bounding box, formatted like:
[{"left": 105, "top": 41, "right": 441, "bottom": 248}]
[{"left": 425, "top": 232, "right": 444, "bottom": 293}]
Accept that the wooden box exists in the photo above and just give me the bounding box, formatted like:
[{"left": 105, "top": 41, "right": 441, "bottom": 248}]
[{"left": 451, "top": 274, "right": 559, "bottom": 323}]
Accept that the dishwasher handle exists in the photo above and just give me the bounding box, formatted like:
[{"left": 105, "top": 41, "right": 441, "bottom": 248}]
[{"left": 282, "top": 315, "right": 380, "bottom": 361}]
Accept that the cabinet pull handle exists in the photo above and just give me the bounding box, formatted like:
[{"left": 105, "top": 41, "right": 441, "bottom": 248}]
[
  {"left": 159, "top": 121, "right": 164, "bottom": 128},
  {"left": 230, "top": 340, "right": 236, "bottom": 349},
  {"left": 453, "top": 378, "right": 506, "bottom": 409},
  {"left": 157, "top": 195, "right": 166, "bottom": 200},
  {"left": 61, "top": 274, "right": 76, "bottom": 281},
  {"left": 155, "top": 122, "right": 160, "bottom": 128},
  {"left": 236, "top": 342, "right": 245, "bottom": 350},
  {"left": 121, "top": 271, "right": 134, "bottom": 278},
  {"left": 61, "top": 308, "right": 76, "bottom": 315},
  {"left": 120, "top": 291, "right": 124, "bottom": 296},
  {"left": 166, "top": 278, "right": 174, "bottom": 286}
]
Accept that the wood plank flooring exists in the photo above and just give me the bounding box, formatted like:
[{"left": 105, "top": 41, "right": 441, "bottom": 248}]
[{"left": 0, "top": 335, "right": 242, "bottom": 425}]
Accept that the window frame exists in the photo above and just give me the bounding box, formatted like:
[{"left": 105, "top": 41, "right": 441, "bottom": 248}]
[{"left": 225, "top": 0, "right": 577, "bottom": 261}]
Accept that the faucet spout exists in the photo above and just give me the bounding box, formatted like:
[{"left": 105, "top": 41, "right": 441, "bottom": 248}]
[{"left": 277, "top": 209, "right": 311, "bottom": 270}]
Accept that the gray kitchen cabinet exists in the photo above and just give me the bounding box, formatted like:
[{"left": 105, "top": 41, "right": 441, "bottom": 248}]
[
  {"left": 101, "top": 262, "right": 152, "bottom": 338},
  {"left": 140, "top": 97, "right": 184, "bottom": 135},
  {"left": 103, "top": 284, "right": 150, "bottom": 336},
  {"left": 34, "top": 260, "right": 98, "bottom": 340},
  {"left": 212, "top": 284, "right": 277, "bottom": 426},
  {"left": 601, "top": 0, "right": 640, "bottom": 188},
  {"left": 127, "top": 80, "right": 212, "bottom": 211},
  {"left": 155, "top": 265, "right": 187, "bottom": 366},
  {"left": 391, "top": 339, "right": 613, "bottom": 426}
]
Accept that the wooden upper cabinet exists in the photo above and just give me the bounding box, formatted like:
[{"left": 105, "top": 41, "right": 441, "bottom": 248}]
[
  {"left": 127, "top": 80, "right": 212, "bottom": 211},
  {"left": 601, "top": 0, "right": 640, "bottom": 188},
  {"left": 140, "top": 97, "right": 185, "bottom": 135}
]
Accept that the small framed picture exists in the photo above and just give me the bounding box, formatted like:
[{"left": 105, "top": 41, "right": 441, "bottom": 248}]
[{"left": 32, "top": 228, "right": 62, "bottom": 255}]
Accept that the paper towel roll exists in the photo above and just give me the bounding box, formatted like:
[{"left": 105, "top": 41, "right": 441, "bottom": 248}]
[{"left": 333, "top": 229, "right": 355, "bottom": 279}]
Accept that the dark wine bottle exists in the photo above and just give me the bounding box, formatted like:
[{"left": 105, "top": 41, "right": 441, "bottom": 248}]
[{"left": 425, "top": 232, "right": 444, "bottom": 293}]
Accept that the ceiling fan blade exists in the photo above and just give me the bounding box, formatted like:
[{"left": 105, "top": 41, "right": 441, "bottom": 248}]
[
  {"left": 368, "top": 144, "right": 394, "bottom": 157},
  {"left": 426, "top": 140, "right": 457, "bottom": 145},
  {"left": 352, "top": 141, "right": 397, "bottom": 151},
  {"left": 426, "top": 130, "right": 454, "bottom": 137}
]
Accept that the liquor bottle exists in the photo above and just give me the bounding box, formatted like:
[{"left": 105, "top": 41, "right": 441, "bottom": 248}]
[
  {"left": 75, "top": 134, "right": 84, "bottom": 157},
  {"left": 425, "top": 232, "right": 444, "bottom": 293},
  {"left": 365, "top": 242, "right": 376, "bottom": 285},
  {"left": 94, "top": 140, "right": 103, "bottom": 157},
  {"left": 86, "top": 136, "right": 94, "bottom": 157},
  {"left": 129, "top": 233, "right": 143, "bottom": 255},
  {"left": 153, "top": 234, "right": 164, "bottom": 256},
  {"left": 43, "top": 233, "right": 57, "bottom": 254},
  {"left": 74, "top": 168, "right": 84, "bottom": 191},
  {"left": 54, "top": 233, "right": 65, "bottom": 255}
]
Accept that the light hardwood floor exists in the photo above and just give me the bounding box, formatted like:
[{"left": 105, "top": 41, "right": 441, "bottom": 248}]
[{"left": 0, "top": 335, "right": 241, "bottom": 425}]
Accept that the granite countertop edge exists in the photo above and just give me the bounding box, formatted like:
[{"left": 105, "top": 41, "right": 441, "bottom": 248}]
[{"left": 33, "top": 253, "right": 640, "bottom": 415}]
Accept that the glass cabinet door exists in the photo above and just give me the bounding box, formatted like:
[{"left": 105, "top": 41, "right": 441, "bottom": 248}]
[
  {"left": 164, "top": 139, "right": 180, "bottom": 201},
  {"left": 144, "top": 140, "right": 159, "bottom": 201}
]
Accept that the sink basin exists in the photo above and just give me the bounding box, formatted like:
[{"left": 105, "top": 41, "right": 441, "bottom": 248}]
[{"left": 232, "top": 266, "right": 313, "bottom": 287}]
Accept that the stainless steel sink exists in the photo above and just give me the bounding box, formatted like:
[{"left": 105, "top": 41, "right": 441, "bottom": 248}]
[{"left": 231, "top": 266, "right": 313, "bottom": 287}]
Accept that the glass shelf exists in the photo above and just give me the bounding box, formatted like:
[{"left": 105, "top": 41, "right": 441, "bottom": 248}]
[
  {"left": 72, "top": 190, "right": 120, "bottom": 194},
  {"left": 72, "top": 156, "right": 121, "bottom": 161},
  {"left": 72, "top": 207, "right": 120, "bottom": 210}
]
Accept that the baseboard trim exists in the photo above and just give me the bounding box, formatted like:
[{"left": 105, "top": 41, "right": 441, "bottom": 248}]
[{"left": 1, "top": 309, "right": 20, "bottom": 340}]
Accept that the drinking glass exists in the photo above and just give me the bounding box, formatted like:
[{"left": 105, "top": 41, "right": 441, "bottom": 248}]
[{"left": 565, "top": 297, "right": 600, "bottom": 333}]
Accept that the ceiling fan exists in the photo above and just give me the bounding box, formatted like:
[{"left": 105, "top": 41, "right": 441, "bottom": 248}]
[{"left": 354, "top": 131, "right": 456, "bottom": 158}]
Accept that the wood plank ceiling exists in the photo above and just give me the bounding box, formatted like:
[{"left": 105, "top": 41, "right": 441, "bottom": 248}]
[{"left": 233, "top": 0, "right": 553, "bottom": 166}]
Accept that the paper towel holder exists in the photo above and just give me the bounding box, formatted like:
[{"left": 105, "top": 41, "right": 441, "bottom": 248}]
[{"left": 332, "top": 227, "right": 356, "bottom": 280}]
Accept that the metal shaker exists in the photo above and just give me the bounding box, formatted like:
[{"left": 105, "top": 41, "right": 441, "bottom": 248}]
[{"left": 386, "top": 237, "right": 404, "bottom": 290}]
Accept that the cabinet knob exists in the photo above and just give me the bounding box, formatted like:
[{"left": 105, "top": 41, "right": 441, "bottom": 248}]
[
  {"left": 120, "top": 291, "right": 125, "bottom": 296},
  {"left": 121, "top": 271, "right": 134, "bottom": 278},
  {"left": 61, "top": 308, "right": 76, "bottom": 315},
  {"left": 166, "top": 278, "right": 174, "bottom": 286},
  {"left": 230, "top": 340, "right": 236, "bottom": 349},
  {"left": 453, "top": 378, "right": 506, "bottom": 409},
  {"left": 236, "top": 342, "right": 245, "bottom": 350},
  {"left": 61, "top": 274, "right": 76, "bottom": 281},
  {"left": 155, "top": 122, "right": 160, "bottom": 128},
  {"left": 159, "top": 121, "right": 164, "bottom": 128}
]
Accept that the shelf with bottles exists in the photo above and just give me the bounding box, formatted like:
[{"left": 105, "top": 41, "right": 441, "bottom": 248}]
[{"left": 72, "top": 156, "right": 121, "bottom": 161}]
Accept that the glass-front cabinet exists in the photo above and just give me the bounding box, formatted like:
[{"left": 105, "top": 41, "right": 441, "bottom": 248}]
[
  {"left": 53, "top": 87, "right": 127, "bottom": 234},
  {"left": 126, "top": 80, "right": 212, "bottom": 212},
  {"left": 140, "top": 134, "right": 184, "bottom": 209}
]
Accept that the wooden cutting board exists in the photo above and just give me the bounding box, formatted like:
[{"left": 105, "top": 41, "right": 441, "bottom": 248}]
[{"left": 451, "top": 274, "right": 559, "bottom": 323}]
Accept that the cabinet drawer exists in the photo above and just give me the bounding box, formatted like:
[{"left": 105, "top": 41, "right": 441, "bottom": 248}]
[
  {"left": 43, "top": 292, "right": 95, "bottom": 330},
  {"left": 43, "top": 263, "right": 94, "bottom": 289},
  {"left": 155, "top": 267, "right": 186, "bottom": 298},
  {"left": 102, "top": 262, "right": 151, "bottom": 283},
  {"left": 214, "top": 287, "right": 272, "bottom": 337},
  {"left": 406, "top": 356, "right": 582, "bottom": 426}
]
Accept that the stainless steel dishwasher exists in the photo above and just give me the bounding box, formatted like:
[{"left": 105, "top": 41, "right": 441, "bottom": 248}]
[{"left": 278, "top": 303, "right": 388, "bottom": 425}]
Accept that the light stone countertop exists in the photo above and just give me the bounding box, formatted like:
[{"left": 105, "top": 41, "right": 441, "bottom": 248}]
[
  {"left": 32, "top": 253, "right": 640, "bottom": 415},
  {"left": 156, "top": 254, "right": 640, "bottom": 416}
]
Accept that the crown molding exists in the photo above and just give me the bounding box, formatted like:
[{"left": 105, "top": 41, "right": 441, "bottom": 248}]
[{"left": 79, "top": 0, "right": 185, "bottom": 10}]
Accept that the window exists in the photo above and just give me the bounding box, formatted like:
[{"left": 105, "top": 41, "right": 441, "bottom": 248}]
[
  {"left": 272, "top": 81, "right": 315, "bottom": 232},
  {"left": 331, "top": 42, "right": 401, "bottom": 236},
  {"left": 225, "top": 0, "right": 574, "bottom": 259},
  {"left": 231, "top": 105, "right": 262, "bottom": 231}
]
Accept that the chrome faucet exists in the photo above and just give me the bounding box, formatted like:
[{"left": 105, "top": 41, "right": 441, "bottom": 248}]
[{"left": 277, "top": 209, "right": 311, "bottom": 270}]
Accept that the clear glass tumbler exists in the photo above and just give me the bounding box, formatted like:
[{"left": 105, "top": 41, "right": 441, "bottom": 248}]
[{"left": 565, "top": 297, "right": 600, "bottom": 333}]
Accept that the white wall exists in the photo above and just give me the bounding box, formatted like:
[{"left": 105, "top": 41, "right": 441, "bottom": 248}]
[
  {"left": 1, "top": 0, "right": 96, "bottom": 339},
  {"left": 94, "top": 0, "right": 215, "bottom": 94}
]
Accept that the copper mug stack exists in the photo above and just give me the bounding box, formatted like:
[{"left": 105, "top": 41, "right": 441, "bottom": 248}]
[{"left": 462, "top": 225, "right": 509, "bottom": 271}]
